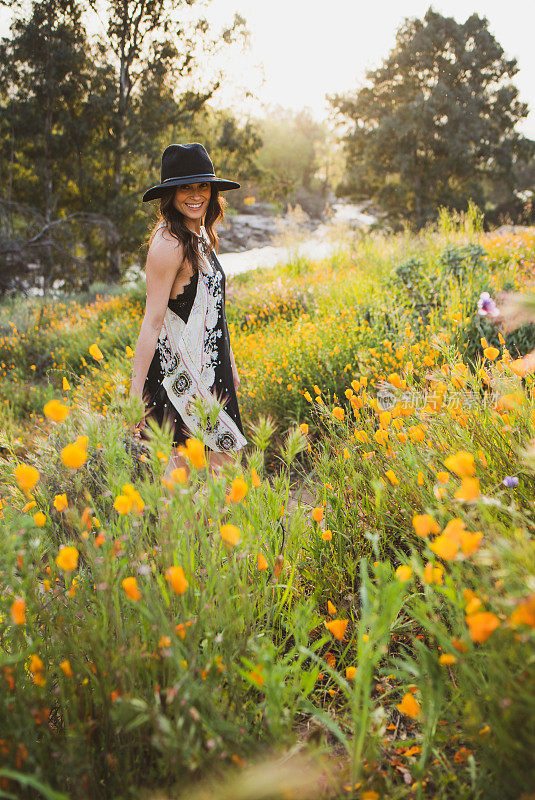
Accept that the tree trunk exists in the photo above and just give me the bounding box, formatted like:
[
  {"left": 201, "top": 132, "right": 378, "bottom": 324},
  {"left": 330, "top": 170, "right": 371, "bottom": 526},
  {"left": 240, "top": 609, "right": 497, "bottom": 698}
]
[
  {"left": 108, "top": 2, "right": 130, "bottom": 284},
  {"left": 414, "top": 171, "right": 423, "bottom": 230},
  {"left": 43, "top": 1, "right": 55, "bottom": 294},
  {"left": 108, "top": 125, "right": 124, "bottom": 283}
]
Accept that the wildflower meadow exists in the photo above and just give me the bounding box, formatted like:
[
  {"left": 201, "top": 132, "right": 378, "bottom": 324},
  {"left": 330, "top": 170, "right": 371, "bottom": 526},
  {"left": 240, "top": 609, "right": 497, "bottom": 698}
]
[{"left": 1, "top": 211, "right": 534, "bottom": 799}]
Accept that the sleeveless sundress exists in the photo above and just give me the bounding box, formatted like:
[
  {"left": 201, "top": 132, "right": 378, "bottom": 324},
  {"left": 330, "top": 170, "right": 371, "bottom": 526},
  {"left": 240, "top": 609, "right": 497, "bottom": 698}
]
[{"left": 142, "top": 223, "right": 246, "bottom": 451}]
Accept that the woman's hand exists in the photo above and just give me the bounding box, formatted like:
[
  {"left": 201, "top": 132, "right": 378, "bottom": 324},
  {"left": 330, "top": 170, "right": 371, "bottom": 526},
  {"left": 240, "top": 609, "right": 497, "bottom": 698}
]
[
  {"left": 230, "top": 348, "right": 240, "bottom": 392},
  {"left": 132, "top": 418, "right": 147, "bottom": 438},
  {"left": 232, "top": 366, "right": 241, "bottom": 393},
  {"left": 129, "top": 383, "right": 147, "bottom": 437}
]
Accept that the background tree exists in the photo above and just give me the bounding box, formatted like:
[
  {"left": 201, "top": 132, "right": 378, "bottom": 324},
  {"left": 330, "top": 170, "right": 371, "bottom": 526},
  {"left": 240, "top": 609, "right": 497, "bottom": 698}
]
[
  {"left": 188, "top": 106, "right": 263, "bottom": 196},
  {"left": 85, "top": 0, "right": 249, "bottom": 279},
  {"left": 0, "top": 0, "right": 257, "bottom": 292},
  {"left": 329, "top": 8, "right": 534, "bottom": 229},
  {"left": 0, "top": 0, "right": 111, "bottom": 292},
  {"left": 253, "top": 107, "right": 329, "bottom": 218}
]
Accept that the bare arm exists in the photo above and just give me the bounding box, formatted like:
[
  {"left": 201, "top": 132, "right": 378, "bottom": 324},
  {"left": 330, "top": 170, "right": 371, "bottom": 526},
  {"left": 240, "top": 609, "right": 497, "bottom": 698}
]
[
  {"left": 130, "top": 233, "right": 184, "bottom": 400},
  {"left": 229, "top": 345, "right": 240, "bottom": 390}
]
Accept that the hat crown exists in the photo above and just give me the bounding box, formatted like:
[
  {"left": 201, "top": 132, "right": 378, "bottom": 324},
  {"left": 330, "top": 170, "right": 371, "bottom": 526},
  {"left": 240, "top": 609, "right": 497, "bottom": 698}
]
[{"left": 161, "top": 143, "right": 215, "bottom": 183}]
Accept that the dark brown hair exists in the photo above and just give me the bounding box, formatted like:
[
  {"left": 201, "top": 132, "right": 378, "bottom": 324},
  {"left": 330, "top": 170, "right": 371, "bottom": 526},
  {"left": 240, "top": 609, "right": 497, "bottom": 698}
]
[{"left": 145, "top": 185, "right": 227, "bottom": 275}]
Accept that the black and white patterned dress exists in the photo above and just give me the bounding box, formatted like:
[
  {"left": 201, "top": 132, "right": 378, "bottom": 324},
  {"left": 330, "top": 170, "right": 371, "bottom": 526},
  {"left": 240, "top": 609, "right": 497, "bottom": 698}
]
[{"left": 142, "top": 226, "right": 245, "bottom": 450}]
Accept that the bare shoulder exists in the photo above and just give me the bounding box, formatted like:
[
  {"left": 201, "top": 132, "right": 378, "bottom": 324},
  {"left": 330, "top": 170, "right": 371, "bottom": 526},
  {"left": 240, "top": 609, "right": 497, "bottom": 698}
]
[{"left": 146, "top": 227, "right": 185, "bottom": 276}]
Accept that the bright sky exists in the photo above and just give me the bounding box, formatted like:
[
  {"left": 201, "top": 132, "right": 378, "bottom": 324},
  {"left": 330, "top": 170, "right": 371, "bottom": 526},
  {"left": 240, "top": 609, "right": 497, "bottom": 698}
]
[
  {"left": 207, "top": 0, "right": 535, "bottom": 137},
  {"left": 1, "top": 1, "right": 534, "bottom": 137}
]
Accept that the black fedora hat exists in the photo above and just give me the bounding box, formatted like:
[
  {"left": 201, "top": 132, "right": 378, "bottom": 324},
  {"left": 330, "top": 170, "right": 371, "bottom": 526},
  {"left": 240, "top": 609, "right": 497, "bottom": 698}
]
[{"left": 141, "top": 142, "right": 240, "bottom": 202}]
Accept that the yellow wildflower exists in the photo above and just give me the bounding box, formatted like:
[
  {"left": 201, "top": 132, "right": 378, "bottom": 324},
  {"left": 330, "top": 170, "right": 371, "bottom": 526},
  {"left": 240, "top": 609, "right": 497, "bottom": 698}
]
[
  {"left": 454, "top": 478, "right": 480, "bottom": 502},
  {"left": 385, "top": 469, "right": 399, "bottom": 486},
  {"left": 14, "top": 463, "right": 40, "bottom": 493},
  {"left": 89, "top": 344, "right": 103, "bottom": 360},
  {"left": 60, "top": 660, "right": 74, "bottom": 677},
  {"left": 170, "top": 467, "right": 187, "bottom": 485},
  {"left": 460, "top": 531, "right": 483, "bottom": 555},
  {"left": 312, "top": 506, "right": 324, "bottom": 523},
  {"left": 251, "top": 468, "right": 261, "bottom": 487},
  {"left": 412, "top": 514, "right": 440, "bottom": 538},
  {"left": 444, "top": 451, "right": 476, "bottom": 478},
  {"left": 61, "top": 439, "right": 87, "bottom": 470},
  {"left": 44, "top": 399, "right": 70, "bottom": 423},
  {"left": 114, "top": 494, "right": 132, "bottom": 515},
  {"left": 180, "top": 438, "right": 206, "bottom": 468},
  {"left": 483, "top": 347, "right": 500, "bottom": 361},
  {"left": 53, "top": 493, "right": 68, "bottom": 512},
  {"left": 395, "top": 565, "right": 412, "bottom": 582},
  {"left": 430, "top": 534, "right": 459, "bottom": 561}
]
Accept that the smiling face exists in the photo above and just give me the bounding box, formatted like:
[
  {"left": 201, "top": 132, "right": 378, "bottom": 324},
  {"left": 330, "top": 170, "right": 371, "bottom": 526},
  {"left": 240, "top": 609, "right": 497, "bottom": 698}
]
[{"left": 173, "top": 182, "right": 212, "bottom": 227}]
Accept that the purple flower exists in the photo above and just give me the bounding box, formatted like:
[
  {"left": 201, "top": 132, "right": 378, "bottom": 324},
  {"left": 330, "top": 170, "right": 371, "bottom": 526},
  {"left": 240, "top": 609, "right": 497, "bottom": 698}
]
[
  {"left": 477, "top": 291, "right": 499, "bottom": 318},
  {"left": 502, "top": 476, "right": 519, "bottom": 488}
]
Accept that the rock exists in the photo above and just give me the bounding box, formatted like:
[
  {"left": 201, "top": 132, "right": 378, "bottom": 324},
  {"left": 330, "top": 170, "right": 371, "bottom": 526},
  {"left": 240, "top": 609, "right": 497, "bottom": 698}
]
[
  {"left": 217, "top": 201, "right": 376, "bottom": 253},
  {"left": 219, "top": 212, "right": 300, "bottom": 252},
  {"left": 219, "top": 214, "right": 277, "bottom": 252}
]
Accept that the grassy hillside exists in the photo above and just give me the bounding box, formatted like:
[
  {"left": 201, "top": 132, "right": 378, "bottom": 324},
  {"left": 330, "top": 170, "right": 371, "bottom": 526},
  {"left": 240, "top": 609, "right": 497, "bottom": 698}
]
[{"left": 0, "top": 216, "right": 534, "bottom": 799}]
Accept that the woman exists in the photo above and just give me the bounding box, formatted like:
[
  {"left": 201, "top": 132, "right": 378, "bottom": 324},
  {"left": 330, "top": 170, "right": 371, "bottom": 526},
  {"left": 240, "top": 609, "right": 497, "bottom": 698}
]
[{"left": 129, "top": 143, "right": 247, "bottom": 479}]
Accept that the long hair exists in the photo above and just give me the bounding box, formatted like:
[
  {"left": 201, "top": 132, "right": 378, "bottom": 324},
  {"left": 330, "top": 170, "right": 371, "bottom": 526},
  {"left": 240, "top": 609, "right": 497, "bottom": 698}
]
[{"left": 144, "top": 185, "right": 227, "bottom": 275}]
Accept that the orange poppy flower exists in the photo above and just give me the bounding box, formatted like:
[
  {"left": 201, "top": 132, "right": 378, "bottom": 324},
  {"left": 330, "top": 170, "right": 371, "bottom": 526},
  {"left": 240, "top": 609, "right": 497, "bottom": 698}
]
[
  {"left": 165, "top": 566, "right": 188, "bottom": 595},
  {"left": 55, "top": 546, "right": 79, "bottom": 572},
  {"left": 226, "top": 477, "right": 248, "bottom": 503},
  {"left": 122, "top": 576, "right": 141, "bottom": 601},
  {"left": 312, "top": 507, "right": 324, "bottom": 523},
  {"left": 325, "top": 619, "right": 348, "bottom": 640},
  {"left": 396, "top": 692, "right": 421, "bottom": 719},
  {"left": 412, "top": 514, "right": 440, "bottom": 538},
  {"left": 10, "top": 598, "right": 26, "bottom": 625},
  {"left": 466, "top": 611, "right": 500, "bottom": 643},
  {"left": 220, "top": 524, "right": 240, "bottom": 546}
]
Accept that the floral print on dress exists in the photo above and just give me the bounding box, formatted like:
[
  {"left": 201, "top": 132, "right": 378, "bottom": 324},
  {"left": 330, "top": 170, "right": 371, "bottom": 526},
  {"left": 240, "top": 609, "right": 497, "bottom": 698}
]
[
  {"left": 200, "top": 261, "right": 223, "bottom": 389},
  {"left": 157, "top": 332, "right": 179, "bottom": 376},
  {"left": 144, "top": 224, "right": 246, "bottom": 453}
]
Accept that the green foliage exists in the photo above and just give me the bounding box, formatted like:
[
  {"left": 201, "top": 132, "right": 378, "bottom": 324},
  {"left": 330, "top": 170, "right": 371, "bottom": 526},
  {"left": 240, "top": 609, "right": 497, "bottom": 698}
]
[
  {"left": 0, "top": 0, "right": 257, "bottom": 291},
  {"left": 228, "top": 281, "right": 314, "bottom": 332},
  {"left": 1, "top": 223, "right": 535, "bottom": 798},
  {"left": 330, "top": 9, "right": 534, "bottom": 229},
  {"left": 0, "top": 405, "right": 322, "bottom": 797},
  {"left": 253, "top": 107, "right": 331, "bottom": 214}
]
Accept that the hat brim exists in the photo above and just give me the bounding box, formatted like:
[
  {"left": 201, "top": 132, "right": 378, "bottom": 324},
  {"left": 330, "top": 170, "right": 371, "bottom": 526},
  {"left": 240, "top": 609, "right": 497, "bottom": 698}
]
[{"left": 142, "top": 175, "right": 240, "bottom": 202}]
